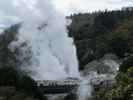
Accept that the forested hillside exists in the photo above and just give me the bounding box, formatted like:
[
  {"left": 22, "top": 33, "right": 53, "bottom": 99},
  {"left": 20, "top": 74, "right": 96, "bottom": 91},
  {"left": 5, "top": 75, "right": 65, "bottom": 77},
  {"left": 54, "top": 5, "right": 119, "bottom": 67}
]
[
  {"left": 68, "top": 7, "right": 133, "bottom": 100},
  {"left": 68, "top": 7, "right": 133, "bottom": 70}
]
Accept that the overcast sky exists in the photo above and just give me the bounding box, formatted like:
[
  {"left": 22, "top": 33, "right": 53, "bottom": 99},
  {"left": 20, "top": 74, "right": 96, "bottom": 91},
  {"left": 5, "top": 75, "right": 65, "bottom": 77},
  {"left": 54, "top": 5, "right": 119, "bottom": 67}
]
[
  {"left": 52, "top": 0, "right": 133, "bottom": 15},
  {"left": 0, "top": 0, "right": 133, "bottom": 32}
]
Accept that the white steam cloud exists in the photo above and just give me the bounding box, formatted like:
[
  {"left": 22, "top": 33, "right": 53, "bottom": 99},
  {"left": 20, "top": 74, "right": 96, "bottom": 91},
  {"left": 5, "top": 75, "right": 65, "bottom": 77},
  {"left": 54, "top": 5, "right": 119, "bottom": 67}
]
[{"left": 0, "top": 0, "right": 80, "bottom": 80}]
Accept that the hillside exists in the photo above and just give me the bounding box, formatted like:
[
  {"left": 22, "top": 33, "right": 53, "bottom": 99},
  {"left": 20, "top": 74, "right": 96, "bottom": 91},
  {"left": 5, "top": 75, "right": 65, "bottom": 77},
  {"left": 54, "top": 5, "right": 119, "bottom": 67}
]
[
  {"left": 68, "top": 7, "right": 133, "bottom": 70},
  {"left": 68, "top": 7, "right": 133, "bottom": 100}
]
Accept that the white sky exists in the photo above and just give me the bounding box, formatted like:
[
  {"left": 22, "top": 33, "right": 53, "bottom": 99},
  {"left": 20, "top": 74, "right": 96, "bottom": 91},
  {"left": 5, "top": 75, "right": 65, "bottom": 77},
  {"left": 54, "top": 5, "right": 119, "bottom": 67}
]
[
  {"left": 0, "top": 0, "right": 133, "bottom": 32},
  {"left": 52, "top": 0, "right": 133, "bottom": 15}
]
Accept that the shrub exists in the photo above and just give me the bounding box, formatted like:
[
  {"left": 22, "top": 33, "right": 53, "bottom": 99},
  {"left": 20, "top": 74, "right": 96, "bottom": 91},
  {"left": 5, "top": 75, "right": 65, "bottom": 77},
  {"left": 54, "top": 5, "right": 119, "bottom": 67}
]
[{"left": 119, "top": 56, "right": 133, "bottom": 72}]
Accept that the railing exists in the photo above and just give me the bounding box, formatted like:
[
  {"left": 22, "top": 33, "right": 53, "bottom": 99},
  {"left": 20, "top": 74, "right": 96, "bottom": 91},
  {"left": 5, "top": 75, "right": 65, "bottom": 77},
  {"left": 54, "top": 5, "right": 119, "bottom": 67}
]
[{"left": 36, "top": 78, "right": 80, "bottom": 94}]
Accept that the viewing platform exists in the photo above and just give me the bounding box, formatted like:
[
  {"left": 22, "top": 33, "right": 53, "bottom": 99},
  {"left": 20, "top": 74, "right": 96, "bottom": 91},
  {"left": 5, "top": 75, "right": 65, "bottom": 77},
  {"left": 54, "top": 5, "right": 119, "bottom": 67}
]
[{"left": 37, "top": 77, "right": 80, "bottom": 94}]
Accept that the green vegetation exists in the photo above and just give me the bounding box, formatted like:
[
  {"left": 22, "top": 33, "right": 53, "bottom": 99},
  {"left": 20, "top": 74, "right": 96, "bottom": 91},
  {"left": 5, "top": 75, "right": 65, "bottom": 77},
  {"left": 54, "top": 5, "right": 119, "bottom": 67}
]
[
  {"left": 0, "top": 24, "right": 47, "bottom": 100},
  {"left": 68, "top": 7, "right": 133, "bottom": 70},
  {"left": 94, "top": 65, "right": 133, "bottom": 100},
  {"left": 68, "top": 7, "right": 133, "bottom": 100},
  {"left": 93, "top": 50, "right": 133, "bottom": 100},
  {"left": 0, "top": 24, "right": 20, "bottom": 68},
  {"left": 119, "top": 56, "right": 133, "bottom": 72}
]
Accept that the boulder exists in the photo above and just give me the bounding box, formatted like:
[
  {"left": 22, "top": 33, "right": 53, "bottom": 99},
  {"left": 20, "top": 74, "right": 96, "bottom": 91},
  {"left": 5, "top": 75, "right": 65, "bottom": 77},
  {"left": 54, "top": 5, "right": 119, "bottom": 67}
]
[
  {"left": 83, "top": 60, "right": 112, "bottom": 75},
  {"left": 83, "top": 54, "right": 120, "bottom": 75}
]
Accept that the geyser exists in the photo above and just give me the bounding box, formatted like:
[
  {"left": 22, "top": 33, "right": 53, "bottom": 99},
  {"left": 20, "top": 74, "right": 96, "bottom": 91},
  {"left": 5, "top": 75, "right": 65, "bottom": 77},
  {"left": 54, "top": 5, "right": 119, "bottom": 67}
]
[
  {"left": 0, "top": 0, "right": 80, "bottom": 80},
  {"left": 0, "top": 0, "right": 94, "bottom": 99}
]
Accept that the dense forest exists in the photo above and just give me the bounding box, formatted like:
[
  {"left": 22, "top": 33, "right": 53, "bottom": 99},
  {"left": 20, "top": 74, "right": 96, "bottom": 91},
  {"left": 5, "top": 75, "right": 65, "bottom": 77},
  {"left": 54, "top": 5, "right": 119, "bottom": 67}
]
[
  {"left": 68, "top": 7, "right": 133, "bottom": 100},
  {"left": 68, "top": 7, "right": 133, "bottom": 70}
]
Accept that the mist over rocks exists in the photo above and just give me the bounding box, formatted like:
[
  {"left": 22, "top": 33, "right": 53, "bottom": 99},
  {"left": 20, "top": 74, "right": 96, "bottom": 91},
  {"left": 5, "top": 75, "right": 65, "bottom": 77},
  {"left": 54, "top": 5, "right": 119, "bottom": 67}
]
[{"left": 83, "top": 54, "right": 120, "bottom": 75}]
